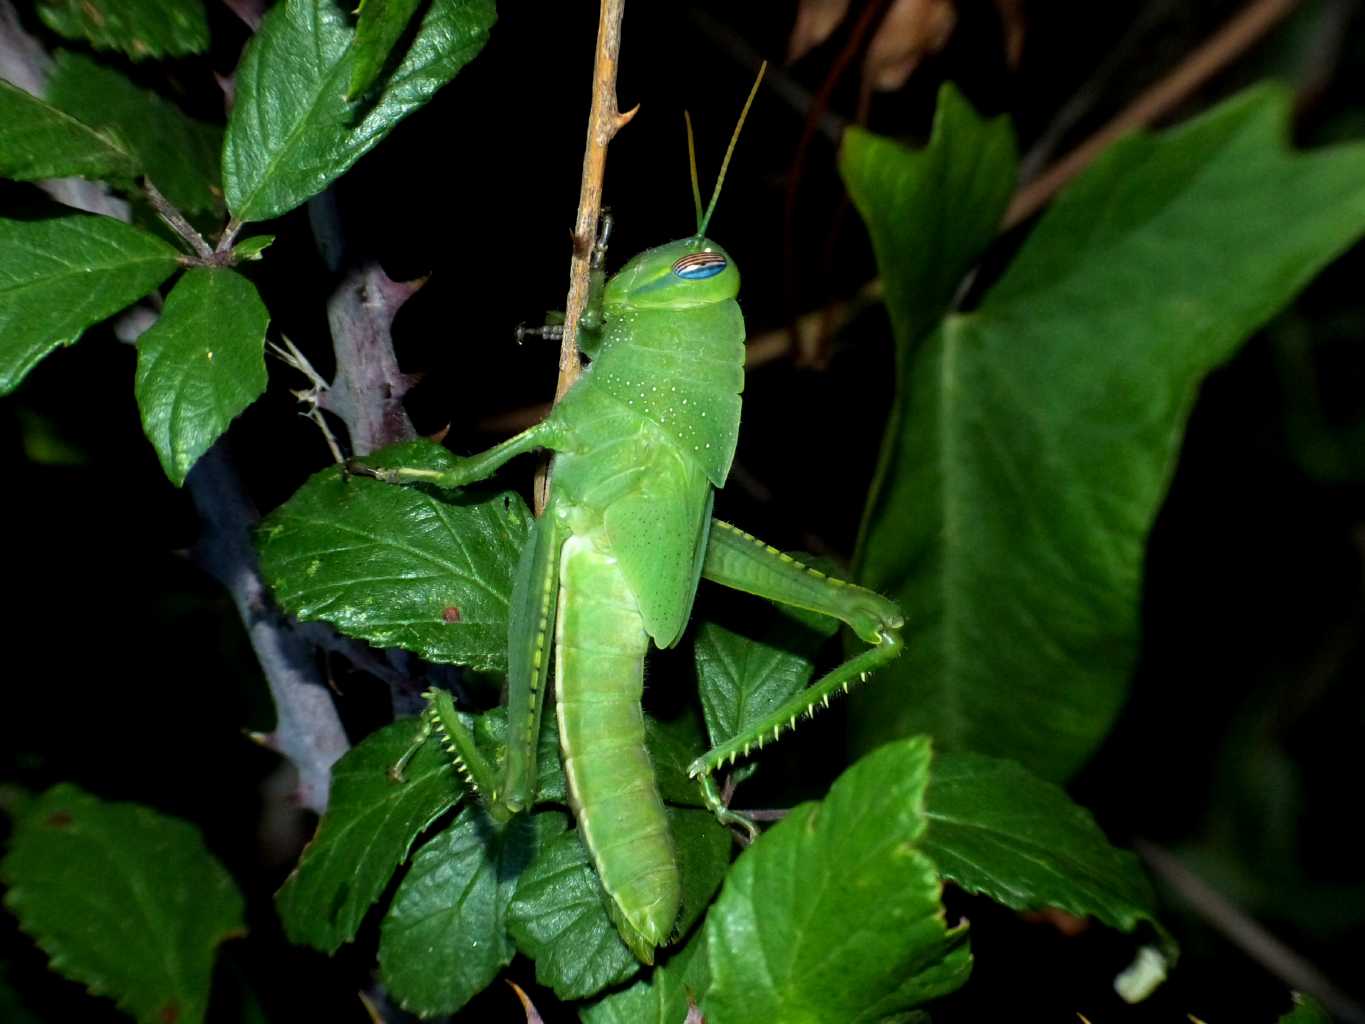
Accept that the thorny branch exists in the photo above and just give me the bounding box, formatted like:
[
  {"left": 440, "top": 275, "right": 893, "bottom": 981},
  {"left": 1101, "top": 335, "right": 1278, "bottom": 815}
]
[
  {"left": 0, "top": 0, "right": 359, "bottom": 815},
  {"left": 535, "top": 0, "right": 635, "bottom": 514}
]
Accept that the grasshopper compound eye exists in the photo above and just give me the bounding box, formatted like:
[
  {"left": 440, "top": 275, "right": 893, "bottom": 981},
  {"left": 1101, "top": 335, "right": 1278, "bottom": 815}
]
[{"left": 672, "top": 251, "right": 727, "bottom": 280}]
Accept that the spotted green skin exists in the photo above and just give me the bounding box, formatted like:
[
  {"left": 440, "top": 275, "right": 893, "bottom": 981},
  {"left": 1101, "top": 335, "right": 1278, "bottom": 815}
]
[
  {"left": 534, "top": 236, "right": 743, "bottom": 957},
  {"left": 376, "top": 233, "right": 904, "bottom": 962}
]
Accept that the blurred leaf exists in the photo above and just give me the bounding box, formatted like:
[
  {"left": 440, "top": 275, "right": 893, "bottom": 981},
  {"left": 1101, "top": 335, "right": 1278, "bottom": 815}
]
[
  {"left": 46, "top": 52, "right": 223, "bottom": 213},
  {"left": 581, "top": 930, "right": 711, "bottom": 1024},
  {"left": 0, "top": 79, "right": 137, "bottom": 182},
  {"left": 257, "top": 439, "right": 532, "bottom": 674},
  {"left": 921, "top": 753, "right": 1173, "bottom": 959},
  {"left": 787, "top": 0, "right": 850, "bottom": 63},
  {"left": 506, "top": 829, "right": 641, "bottom": 1000},
  {"left": 0, "top": 214, "right": 180, "bottom": 395},
  {"left": 702, "top": 738, "right": 970, "bottom": 1023},
  {"left": 694, "top": 605, "right": 837, "bottom": 748},
  {"left": 275, "top": 718, "right": 460, "bottom": 953},
  {"left": 223, "top": 0, "right": 495, "bottom": 222},
  {"left": 379, "top": 808, "right": 566, "bottom": 1016},
  {"left": 0, "top": 785, "right": 245, "bottom": 1024},
  {"left": 134, "top": 268, "right": 268, "bottom": 486},
  {"left": 231, "top": 235, "right": 275, "bottom": 261},
  {"left": 1279, "top": 993, "right": 1331, "bottom": 1023},
  {"left": 349, "top": 0, "right": 425, "bottom": 98},
  {"left": 849, "top": 85, "right": 1365, "bottom": 780},
  {"left": 864, "top": 0, "right": 957, "bottom": 93},
  {"left": 37, "top": 0, "right": 208, "bottom": 60}
]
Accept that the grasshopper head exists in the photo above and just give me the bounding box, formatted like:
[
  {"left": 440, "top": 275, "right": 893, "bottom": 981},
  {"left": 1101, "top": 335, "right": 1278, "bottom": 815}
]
[{"left": 604, "top": 236, "right": 739, "bottom": 310}]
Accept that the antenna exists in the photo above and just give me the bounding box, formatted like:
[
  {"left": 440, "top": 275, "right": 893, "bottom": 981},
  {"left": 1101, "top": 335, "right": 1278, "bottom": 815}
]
[
  {"left": 685, "top": 111, "right": 704, "bottom": 232},
  {"left": 696, "top": 61, "right": 767, "bottom": 238}
]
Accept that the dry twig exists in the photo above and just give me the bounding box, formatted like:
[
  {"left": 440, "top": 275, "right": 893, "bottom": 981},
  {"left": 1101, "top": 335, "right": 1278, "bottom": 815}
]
[{"left": 536, "top": 0, "right": 635, "bottom": 513}]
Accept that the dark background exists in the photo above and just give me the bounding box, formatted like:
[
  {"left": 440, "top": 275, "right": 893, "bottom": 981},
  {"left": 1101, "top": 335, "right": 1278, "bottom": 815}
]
[{"left": 3, "top": 1, "right": 1364, "bottom": 1021}]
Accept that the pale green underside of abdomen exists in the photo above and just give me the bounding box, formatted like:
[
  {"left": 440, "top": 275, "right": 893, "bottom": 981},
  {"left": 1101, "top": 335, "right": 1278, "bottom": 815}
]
[{"left": 554, "top": 532, "right": 680, "bottom": 953}]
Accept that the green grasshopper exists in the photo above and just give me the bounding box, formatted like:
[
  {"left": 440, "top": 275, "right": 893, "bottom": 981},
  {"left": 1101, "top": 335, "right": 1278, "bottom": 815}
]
[{"left": 364, "top": 74, "right": 904, "bottom": 964}]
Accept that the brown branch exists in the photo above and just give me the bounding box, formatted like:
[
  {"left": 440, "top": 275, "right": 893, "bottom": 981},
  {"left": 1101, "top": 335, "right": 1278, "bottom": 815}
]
[
  {"left": 1004, "top": 0, "right": 1304, "bottom": 229},
  {"left": 144, "top": 179, "right": 214, "bottom": 260},
  {"left": 535, "top": 0, "right": 633, "bottom": 513}
]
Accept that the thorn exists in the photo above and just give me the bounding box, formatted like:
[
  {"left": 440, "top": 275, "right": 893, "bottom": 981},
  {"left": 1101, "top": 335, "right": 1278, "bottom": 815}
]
[
  {"left": 789, "top": 715, "right": 797, "bottom": 731},
  {"left": 772, "top": 725, "right": 780, "bottom": 740},
  {"left": 729, "top": 752, "right": 737, "bottom": 766},
  {"left": 842, "top": 682, "right": 849, "bottom": 693},
  {"left": 822, "top": 694, "right": 830, "bottom": 707},
  {"left": 743, "top": 742, "right": 751, "bottom": 756},
  {"left": 426, "top": 423, "right": 450, "bottom": 445},
  {"left": 614, "top": 102, "right": 641, "bottom": 133}
]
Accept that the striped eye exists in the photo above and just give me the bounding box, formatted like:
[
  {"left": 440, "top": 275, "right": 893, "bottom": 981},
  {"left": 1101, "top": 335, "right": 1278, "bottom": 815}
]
[{"left": 672, "top": 251, "right": 727, "bottom": 280}]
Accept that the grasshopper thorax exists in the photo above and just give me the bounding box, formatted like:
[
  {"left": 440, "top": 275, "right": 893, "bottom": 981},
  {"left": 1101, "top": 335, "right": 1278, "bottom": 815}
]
[{"left": 604, "top": 236, "right": 739, "bottom": 310}]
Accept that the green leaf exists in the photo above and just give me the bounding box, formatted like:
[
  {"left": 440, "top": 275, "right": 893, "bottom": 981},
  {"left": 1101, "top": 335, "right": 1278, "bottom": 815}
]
[
  {"left": 848, "top": 85, "right": 1365, "bottom": 779},
  {"left": 0, "top": 214, "right": 181, "bottom": 395},
  {"left": 38, "top": 0, "right": 208, "bottom": 60},
  {"left": 670, "top": 809, "right": 732, "bottom": 939},
  {"left": 257, "top": 439, "right": 533, "bottom": 674},
  {"left": 580, "top": 929, "right": 711, "bottom": 1024},
  {"left": 702, "top": 738, "right": 970, "bottom": 1024},
  {"left": 645, "top": 710, "right": 709, "bottom": 807},
  {"left": 1279, "top": 993, "right": 1331, "bottom": 1023},
  {"left": 506, "top": 829, "right": 641, "bottom": 1000},
  {"left": 46, "top": 52, "right": 223, "bottom": 214},
  {"left": 380, "top": 808, "right": 566, "bottom": 1016},
  {"left": 841, "top": 84, "right": 1017, "bottom": 353},
  {"left": 231, "top": 235, "right": 275, "bottom": 261},
  {"left": 473, "top": 704, "right": 567, "bottom": 806},
  {"left": 349, "top": 0, "right": 426, "bottom": 99},
  {"left": 275, "top": 718, "right": 461, "bottom": 953},
  {"left": 694, "top": 607, "right": 837, "bottom": 748},
  {"left": 0, "top": 79, "right": 138, "bottom": 183},
  {"left": 920, "top": 753, "right": 1171, "bottom": 955},
  {"left": 0, "top": 784, "right": 245, "bottom": 1024},
  {"left": 134, "top": 268, "right": 269, "bottom": 486},
  {"left": 223, "top": 0, "right": 495, "bottom": 222}
]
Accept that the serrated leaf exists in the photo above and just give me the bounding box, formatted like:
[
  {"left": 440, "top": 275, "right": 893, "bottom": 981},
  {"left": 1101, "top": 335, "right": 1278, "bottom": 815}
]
[
  {"left": 275, "top": 718, "right": 461, "bottom": 953},
  {"left": 474, "top": 704, "right": 566, "bottom": 806},
  {"left": 702, "top": 738, "right": 970, "bottom": 1024},
  {"left": 507, "top": 829, "right": 641, "bottom": 1000},
  {"left": 37, "top": 0, "right": 208, "bottom": 60},
  {"left": 645, "top": 710, "right": 709, "bottom": 807},
  {"left": 46, "top": 52, "right": 223, "bottom": 214},
  {"left": 694, "top": 606, "right": 837, "bottom": 748},
  {"left": 380, "top": 808, "right": 566, "bottom": 1016},
  {"left": 0, "top": 214, "right": 181, "bottom": 395},
  {"left": 349, "top": 0, "right": 426, "bottom": 99},
  {"left": 134, "top": 268, "right": 268, "bottom": 486},
  {"left": 0, "top": 79, "right": 139, "bottom": 184},
  {"left": 257, "top": 439, "right": 532, "bottom": 673},
  {"left": 848, "top": 85, "right": 1365, "bottom": 780},
  {"left": 223, "top": 0, "right": 495, "bottom": 222},
  {"left": 920, "top": 753, "right": 1171, "bottom": 954},
  {"left": 670, "top": 809, "right": 731, "bottom": 938},
  {"left": 580, "top": 929, "right": 711, "bottom": 1024},
  {"left": 0, "top": 784, "right": 245, "bottom": 1024}
]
